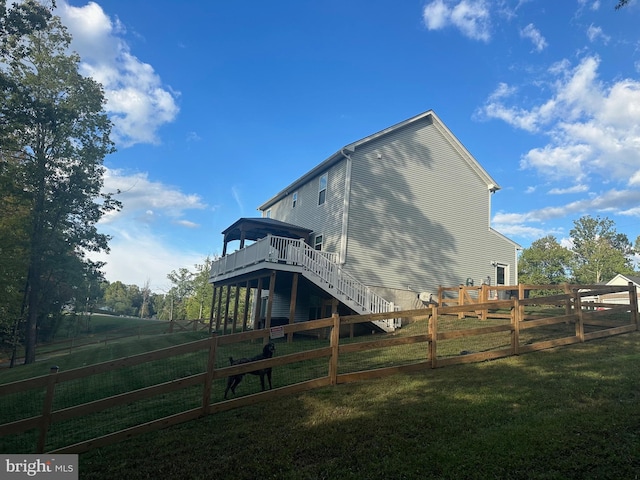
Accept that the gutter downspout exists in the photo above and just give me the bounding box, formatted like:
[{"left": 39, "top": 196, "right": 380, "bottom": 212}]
[{"left": 339, "top": 148, "right": 353, "bottom": 265}]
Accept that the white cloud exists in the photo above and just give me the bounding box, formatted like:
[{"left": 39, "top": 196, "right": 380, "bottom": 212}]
[
  {"left": 231, "top": 186, "right": 244, "bottom": 214},
  {"left": 548, "top": 184, "right": 589, "bottom": 195},
  {"left": 101, "top": 168, "right": 206, "bottom": 225},
  {"left": 520, "top": 24, "right": 547, "bottom": 52},
  {"left": 577, "top": 0, "right": 601, "bottom": 11},
  {"left": 630, "top": 170, "right": 640, "bottom": 186},
  {"left": 57, "top": 1, "right": 179, "bottom": 147},
  {"left": 175, "top": 220, "right": 200, "bottom": 228},
  {"left": 422, "top": 0, "right": 450, "bottom": 30},
  {"left": 423, "top": 0, "right": 491, "bottom": 42},
  {"left": 186, "top": 131, "right": 202, "bottom": 142},
  {"left": 493, "top": 188, "right": 640, "bottom": 241},
  {"left": 88, "top": 169, "right": 210, "bottom": 289},
  {"left": 481, "top": 55, "right": 640, "bottom": 183},
  {"left": 586, "top": 24, "right": 610, "bottom": 44},
  {"left": 491, "top": 220, "right": 556, "bottom": 239},
  {"left": 89, "top": 229, "right": 204, "bottom": 292}
]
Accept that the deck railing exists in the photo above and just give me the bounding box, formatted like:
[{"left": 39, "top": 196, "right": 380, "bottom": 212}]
[{"left": 210, "top": 235, "right": 392, "bottom": 315}]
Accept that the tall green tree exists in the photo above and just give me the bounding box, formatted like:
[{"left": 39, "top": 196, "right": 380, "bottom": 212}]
[
  {"left": 104, "top": 281, "right": 136, "bottom": 316},
  {"left": 167, "top": 268, "right": 195, "bottom": 320},
  {"left": 0, "top": 0, "right": 53, "bottom": 363},
  {"left": 569, "top": 215, "right": 634, "bottom": 284},
  {"left": 0, "top": 2, "right": 119, "bottom": 363},
  {"left": 186, "top": 257, "right": 213, "bottom": 320},
  {"left": 518, "top": 235, "right": 573, "bottom": 286}
]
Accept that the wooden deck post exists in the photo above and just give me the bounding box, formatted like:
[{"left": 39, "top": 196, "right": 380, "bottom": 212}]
[
  {"left": 208, "top": 286, "right": 216, "bottom": 335},
  {"left": 287, "top": 273, "right": 299, "bottom": 343},
  {"left": 264, "top": 271, "right": 276, "bottom": 344},
  {"left": 37, "top": 365, "right": 59, "bottom": 453},
  {"left": 222, "top": 285, "right": 231, "bottom": 335},
  {"left": 253, "top": 277, "right": 263, "bottom": 330},
  {"left": 242, "top": 280, "right": 251, "bottom": 331},
  {"left": 215, "top": 286, "right": 223, "bottom": 332},
  {"left": 232, "top": 285, "right": 241, "bottom": 334}
]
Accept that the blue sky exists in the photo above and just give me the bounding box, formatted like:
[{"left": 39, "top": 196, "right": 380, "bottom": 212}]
[{"left": 54, "top": 0, "right": 640, "bottom": 291}]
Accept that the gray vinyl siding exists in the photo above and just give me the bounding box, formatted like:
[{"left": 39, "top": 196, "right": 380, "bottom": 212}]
[
  {"left": 261, "top": 160, "right": 347, "bottom": 255},
  {"left": 344, "top": 116, "right": 516, "bottom": 297}
]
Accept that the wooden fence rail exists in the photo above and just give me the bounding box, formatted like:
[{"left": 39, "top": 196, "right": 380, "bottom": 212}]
[{"left": 0, "top": 284, "right": 637, "bottom": 454}]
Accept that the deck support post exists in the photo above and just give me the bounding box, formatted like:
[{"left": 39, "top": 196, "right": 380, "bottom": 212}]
[
  {"left": 288, "top": 273, "right": 299, "bottom": 343},
  {"left": 264, "top": 271, "right": 276, "bottom": 344},
  {"left": 242, "top": 280, "right": 251, "bottom": 331}
]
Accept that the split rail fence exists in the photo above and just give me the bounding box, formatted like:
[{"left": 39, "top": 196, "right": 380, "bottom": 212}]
[{"left": 0, "top": 283, "right": 637, "bottom": 455}]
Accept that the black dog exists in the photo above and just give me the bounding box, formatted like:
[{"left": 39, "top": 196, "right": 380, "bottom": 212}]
[{"left": 224, "top": 342, "right": 275, "bottom": 399}]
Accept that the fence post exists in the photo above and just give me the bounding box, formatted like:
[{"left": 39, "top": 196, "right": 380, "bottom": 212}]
[
  {"left": 458, "top": 285, "right": 464, "bottom": 320},
  {"left": 429, "top": 306, "right": 438, "bottom": 368},
  {"left": 201, "top": 336, "right": 218, "bottom": 415},
  {"left": 563, "top": 283, "right": 572, "bottom": 316},
  {"left": 511, "top": 298, "right": 520, "bottom": 355},
  {"left": 574, "top": 288, "right": 585, "bottom": 342},
  {"left": 37, "top": 366, "right": 59, "bottom": 453},
  {"left": 329, "top": 314, "right": 340, "bottom": 385},
  {"left": 628, "top": 282, "right": 639, "bottom": 330},
  {"left": 480, "top": 285, "right": 488, "bottom": 320}
]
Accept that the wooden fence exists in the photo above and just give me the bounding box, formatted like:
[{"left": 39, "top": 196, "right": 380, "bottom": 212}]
[{"left": 0, "top": 283, "right": 637, "bottom": 454}]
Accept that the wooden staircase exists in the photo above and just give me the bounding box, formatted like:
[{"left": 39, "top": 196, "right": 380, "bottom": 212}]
[{"left": 210, "top": 235, "right": 398, "bottom": 332}]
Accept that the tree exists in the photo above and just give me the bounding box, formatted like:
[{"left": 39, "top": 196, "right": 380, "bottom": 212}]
[
  {"left": 518, "top": 235, "right": 573, "bottom": 287},
  {"left": 615, "top": 0, "right": 630, "bottom": 9},
  {"left": 167, "top": 268, "right": 195, "bottom": 320},
  {"left": 0, "top": 2, "right": 119, "bottom": 363},
  {"left": 104, "top": 281, "right": 139, "bottom": 316},
  {"left": 569, "top": 216, "right": 634, "bottom": 284},
  {"left": 0, "top": 0, "right": 53, "bottom": 363},
  {"left": 140, "top": 279, "right": 152, "bottom": 318},
  {"left": 186, "top": 257, "right": 213, "bottom": 320}
]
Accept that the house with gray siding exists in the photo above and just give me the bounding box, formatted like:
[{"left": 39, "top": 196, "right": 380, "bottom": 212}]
[{"left": 209, "top": 110, "right": 520, "bottom": 332}]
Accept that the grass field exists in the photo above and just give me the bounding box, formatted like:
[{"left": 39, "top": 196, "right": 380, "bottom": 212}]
[
  {"left": 73, "top": 330, "right": 640, "bottom": 480},
  {"left": 2, "top": 312, "right": 638, "bottom": 478}
]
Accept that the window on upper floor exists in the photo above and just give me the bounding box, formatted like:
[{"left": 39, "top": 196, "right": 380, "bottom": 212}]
[
  {"left": 265, "top": 209, "right": 271, "bottom": 218},
  {"left": 292, "top": 191, "right": 298, "bottom": 208},
  {"left": 314, "top": 234, "right": 323, "bottom": 251},
  {"left": 318, "top": 173, "right": 327, "bottom": 205}
]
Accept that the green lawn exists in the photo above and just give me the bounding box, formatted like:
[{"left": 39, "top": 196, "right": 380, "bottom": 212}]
[{"left": 77, "top": 331, "right": 640, "bottom": 480}]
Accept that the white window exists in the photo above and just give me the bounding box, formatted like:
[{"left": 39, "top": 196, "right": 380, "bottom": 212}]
[
  {"left": 292, "top": 191, "right": 298, "bottom": 208},
  {"left": 318, "top": 173, "right": 327, "bottom": 205},
  {"left": 314, "top": 234, "right": 323, "bottom": 251},
  {"left": 265, "top": 209, "right": 271, "bottom": 218}
]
